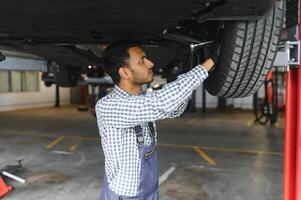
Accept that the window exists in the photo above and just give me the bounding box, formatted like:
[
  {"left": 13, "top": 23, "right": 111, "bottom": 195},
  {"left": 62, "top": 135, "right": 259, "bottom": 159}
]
[
  {"left": 0, "top": 71, "right": 10, "bottom": 92},
  {"left": 0, "top": 70, "right": 39, "bottom": 93},
  {"left": 22, "top": 71, "right": 39, "bottom": 92},
  {"left": 11, "top": 71, "right": 22, "bottom": 92}
]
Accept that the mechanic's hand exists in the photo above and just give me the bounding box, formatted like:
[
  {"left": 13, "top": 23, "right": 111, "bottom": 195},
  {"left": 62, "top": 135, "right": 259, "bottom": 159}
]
[
  {"left": 200, "top": 58, "right": 214, "bottom": 72},
  {"left": 202, "top": 42, "right": 219, "bottom": 69}
]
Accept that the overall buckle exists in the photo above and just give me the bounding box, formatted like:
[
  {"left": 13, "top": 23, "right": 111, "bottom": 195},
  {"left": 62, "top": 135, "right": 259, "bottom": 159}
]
[{"left": 134, "top": 125, "right": 144, "bottom": 145}]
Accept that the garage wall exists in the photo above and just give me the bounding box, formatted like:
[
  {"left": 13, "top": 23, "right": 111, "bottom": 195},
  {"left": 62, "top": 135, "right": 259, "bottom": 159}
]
[
  {"left": 0, "top": 55, "right": 70, "bottom": 112},
  {"left": 231, "top": 96, "right": 253, "bottom": 109},
  {"left": 195, "top": 84, "right": 218, "bottom": 108},
  {"left": 150, "top": 76, "right": 219, "bottom": 109},
  {"left": 231, "top": 85, "right": 266, "bottom": 110},
  {"left": 0, "top": 72, "right": 70, "bottom": 112},
  {"left": 150, "top": 76, "right": 255, "bottom": 110},
  {"left": 195, "top": 84, "right": 259, "bottom": 110}
]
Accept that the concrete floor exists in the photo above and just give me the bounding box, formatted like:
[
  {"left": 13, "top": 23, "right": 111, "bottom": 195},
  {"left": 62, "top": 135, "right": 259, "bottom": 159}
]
[{"left": 0, "top": 106, "right": 284, "bottom": 200}]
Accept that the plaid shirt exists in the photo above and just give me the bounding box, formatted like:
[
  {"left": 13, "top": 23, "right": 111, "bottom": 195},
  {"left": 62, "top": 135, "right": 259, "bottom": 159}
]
[{"left": 95, "top": 65, "right": 208, "bottom": 196}]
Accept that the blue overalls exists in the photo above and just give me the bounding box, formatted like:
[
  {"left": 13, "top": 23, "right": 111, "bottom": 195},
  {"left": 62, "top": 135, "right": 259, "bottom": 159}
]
[{"left": 100, "top": 122, "right": 159, "bottom": 200}]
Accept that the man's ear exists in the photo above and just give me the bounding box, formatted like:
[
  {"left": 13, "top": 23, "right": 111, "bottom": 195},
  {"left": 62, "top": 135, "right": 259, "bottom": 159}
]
[{"left": 119, "top": 67, "right": 131, "bottom": 80}]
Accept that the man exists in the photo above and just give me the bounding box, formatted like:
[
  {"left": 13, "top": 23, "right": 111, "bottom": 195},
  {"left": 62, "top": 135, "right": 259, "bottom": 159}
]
[{"left": 95, "top": 41, "right": 215, "bottom": 200}]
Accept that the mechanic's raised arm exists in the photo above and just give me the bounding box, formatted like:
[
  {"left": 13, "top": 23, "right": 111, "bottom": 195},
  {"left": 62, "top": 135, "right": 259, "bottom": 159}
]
[{"left": 98, "top": 59, "right": 214, "bottom": 128}]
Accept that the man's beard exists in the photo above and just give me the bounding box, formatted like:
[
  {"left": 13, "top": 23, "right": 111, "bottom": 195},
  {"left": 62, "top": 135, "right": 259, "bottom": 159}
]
[
  {"left": 132, "top": 77, "right": 152, "bottom": 85},
  {"left": 131, "top": 70, "right": 153, "bottom": 85}
]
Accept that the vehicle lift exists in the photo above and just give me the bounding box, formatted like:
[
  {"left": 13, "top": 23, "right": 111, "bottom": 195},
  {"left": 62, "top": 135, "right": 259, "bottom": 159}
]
[{"left": 278, "top": 0, "right": 301, "bottom": 199}]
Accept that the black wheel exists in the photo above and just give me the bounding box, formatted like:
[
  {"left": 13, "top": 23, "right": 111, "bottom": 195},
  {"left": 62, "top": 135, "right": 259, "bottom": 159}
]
[
  {"left": 44, "top": 81, "right": 53, "bottom": 87},
  {"left": 204, "top": 0, "right": 284, "bottom": 98}
]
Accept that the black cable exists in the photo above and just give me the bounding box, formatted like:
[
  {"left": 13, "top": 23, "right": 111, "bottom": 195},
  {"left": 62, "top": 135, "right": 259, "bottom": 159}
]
[{"left": 253, "top": 71, "right": 278, "bottom": 126}]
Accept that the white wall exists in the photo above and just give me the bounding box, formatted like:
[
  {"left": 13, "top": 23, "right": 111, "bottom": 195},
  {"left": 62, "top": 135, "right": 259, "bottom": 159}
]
[
  {"left": 195, "top": 84, "right": 218, "bottom": 108},
  {"left": 231, "top": 96, "right": 253, "bottom": 109},
  {"left": 142, "top": 75, "right": 257, "bottom": 110},
  {"left": 0, "top": 72, "right": 70, "bottom": 112},
  {"left": 231, "top": 84, "right": 266, "bottom": 110},
  {"left": 150, "top": 76, "right": 219, "bottom": 109},
  {"left": 0, "top": 55, "right": 70, "bottom": 112},
  {"left": 195, "top": 83, "right": 260, "bottom": 110}
]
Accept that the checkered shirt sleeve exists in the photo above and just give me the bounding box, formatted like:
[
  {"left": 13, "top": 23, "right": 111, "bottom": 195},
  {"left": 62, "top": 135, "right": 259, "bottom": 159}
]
[
  {"left": 97, "top": 65, "right": 208, "bottom": 128},
  {"left": 95, "top": 65, "right": 208, "bottom": 196}
]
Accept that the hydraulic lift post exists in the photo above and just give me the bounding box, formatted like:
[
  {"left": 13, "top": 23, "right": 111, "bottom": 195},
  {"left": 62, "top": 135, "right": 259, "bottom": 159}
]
[
  {"left": 271, "top": 0, "right": 301, "bottom": 199},
  {"left": 283, "top": 0, "right": 301, "bottom": 199},
  {"left": 284, "top": 67, "right": 299, "bottom": 200}
]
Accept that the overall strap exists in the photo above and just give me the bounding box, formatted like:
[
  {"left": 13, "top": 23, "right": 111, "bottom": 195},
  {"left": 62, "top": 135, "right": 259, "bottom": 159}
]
[
  {"left": 134, "top": 125, "right": 144, "bottom": 145},
  {"left": 134, "top": 122, "right": 155, "bottom": 146},
  {"left": 147, "top": 122, "right": 155, "bottom": 136},
  {"left": 146, "top": 122, "right": 156, "bottom": 150}
]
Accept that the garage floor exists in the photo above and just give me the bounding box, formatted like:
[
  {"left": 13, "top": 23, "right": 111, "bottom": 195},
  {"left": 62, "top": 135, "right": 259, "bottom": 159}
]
[{"left": 0, "top": 106, "right": 284, "bottom": 200}]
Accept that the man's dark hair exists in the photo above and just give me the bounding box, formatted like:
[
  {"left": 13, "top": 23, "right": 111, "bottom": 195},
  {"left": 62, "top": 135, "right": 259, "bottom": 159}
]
[{"left": 102, "top": 41, "right": 142, "bottom": 84}]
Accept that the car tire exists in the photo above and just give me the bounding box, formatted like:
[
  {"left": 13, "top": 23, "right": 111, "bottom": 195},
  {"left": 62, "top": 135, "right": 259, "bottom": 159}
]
[{"left": 204, "top": 0, "right": 284, "bottom": 98}]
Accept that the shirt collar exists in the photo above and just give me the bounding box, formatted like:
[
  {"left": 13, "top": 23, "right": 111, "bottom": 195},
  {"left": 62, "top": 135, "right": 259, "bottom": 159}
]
[
  {"left": 113, "top": 85, "right": 131, "bottom": 97},
  {"left": 113, "top": 85, "right": 145, "bottom": 97}
]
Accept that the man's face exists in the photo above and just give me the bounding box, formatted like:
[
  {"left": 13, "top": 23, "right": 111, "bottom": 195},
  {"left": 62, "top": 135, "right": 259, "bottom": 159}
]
[{"left": 126, "top": 46, "right": 154, "bottom": 85}]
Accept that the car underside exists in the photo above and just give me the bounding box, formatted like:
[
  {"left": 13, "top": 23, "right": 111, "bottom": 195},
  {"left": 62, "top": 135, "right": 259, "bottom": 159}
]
[{"left": 0, "top": 0, "right": 283, "bottom": 98}]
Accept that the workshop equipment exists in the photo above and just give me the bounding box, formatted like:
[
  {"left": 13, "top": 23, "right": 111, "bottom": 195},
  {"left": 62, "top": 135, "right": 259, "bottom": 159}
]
[
  {"left": 0, "top": 160, "right": 26, "bottom": 197},
  {"left": 0, "top": 177, "right": 12, "bottom": 197}
]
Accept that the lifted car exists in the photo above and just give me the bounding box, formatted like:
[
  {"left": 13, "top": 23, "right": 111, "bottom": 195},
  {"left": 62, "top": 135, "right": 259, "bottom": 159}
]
[{"left": 0, "top": 0, "right": 284, "bottom": 97}]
